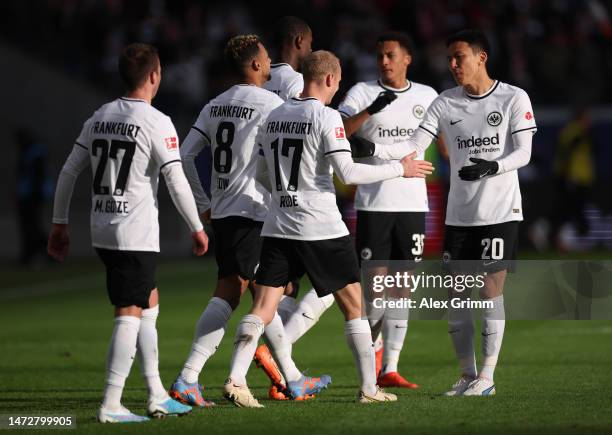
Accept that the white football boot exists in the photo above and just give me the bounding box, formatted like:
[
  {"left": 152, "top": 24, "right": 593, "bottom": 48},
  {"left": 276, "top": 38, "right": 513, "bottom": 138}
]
[
  {"left": 444, "top": 376, "right": 476, "bottom": 396},
  {"left": 462, "top": 377, "right": 496, "bottom": 396}
]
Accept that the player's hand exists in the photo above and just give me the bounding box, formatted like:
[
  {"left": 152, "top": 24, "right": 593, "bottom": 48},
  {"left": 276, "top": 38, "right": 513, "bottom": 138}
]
[
  {"left": 47, "top": 223, "right": 69, "bottom": 262},
  {"left": 400, "top": 152, "right": 434, "bottom": 178},
  {"left": 201, "top": 209, "right": 212, "bottom": 224},
  {"left": 192, "top": 230, "right": 209, "bottom": 256},
  {"left": 458, "top": 158, "right": 499, "bottom": 181},
  {"left": 366, "top": 90, "right": 397, "bottom": 115}
]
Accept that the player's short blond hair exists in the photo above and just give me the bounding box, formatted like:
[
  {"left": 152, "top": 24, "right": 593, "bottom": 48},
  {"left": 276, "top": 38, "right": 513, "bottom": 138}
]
[
  {"left": 224, "top": 34, "right": 262, "bottom": 73},
  {"left": 301, "top": 50, "right": 340, "bottom": 83}
]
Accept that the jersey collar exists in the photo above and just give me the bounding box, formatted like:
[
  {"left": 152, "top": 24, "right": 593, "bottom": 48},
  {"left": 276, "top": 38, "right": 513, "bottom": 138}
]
[
  {"left": 291, "top": 96, "right": 318, "bottom": 102},
  {"left": 119, "top": 96, "right": 147, "bottom": 103},
  {"left": 271, "top": 63, "right": 292, "bottom": 69},
  {"left": 377, "top": 79, "right": 412, "bottom": 93},
  {"left": 464, "top": 80, "right": 499, "bottom": 100}
]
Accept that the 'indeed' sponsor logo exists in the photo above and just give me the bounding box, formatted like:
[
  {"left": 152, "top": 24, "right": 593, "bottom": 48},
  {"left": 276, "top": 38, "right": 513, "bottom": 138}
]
[
  {"left": 455, "top": 132, "right": 499, "bottom": 149},
  {"left": 378, "top": 126, "right": 415, "bottom": 138}
]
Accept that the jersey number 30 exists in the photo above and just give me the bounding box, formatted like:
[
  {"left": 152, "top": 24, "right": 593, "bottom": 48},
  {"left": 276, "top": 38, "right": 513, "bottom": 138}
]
[{"left": 92, "top": 139, "right": 136, "bottom": 196}]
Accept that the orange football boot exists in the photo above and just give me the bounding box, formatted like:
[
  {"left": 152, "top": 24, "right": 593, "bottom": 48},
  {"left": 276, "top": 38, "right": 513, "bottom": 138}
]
[
  {"left": 377, "top": 371, "right": 419, "bottom": 389},
  {"left": 254, "top": 344, "right": 290, "bottom": 400},
  {"left": 375, "top": 346, "right": 384, "bottom": 378}
]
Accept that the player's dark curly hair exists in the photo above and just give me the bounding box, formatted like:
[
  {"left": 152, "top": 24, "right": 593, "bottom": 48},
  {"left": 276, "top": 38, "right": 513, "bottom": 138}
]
[
  {"left": 224, "top": 34, "right": 262, "bottom": 74},
  {"left": 446, "top": 29, "right": 491, "bottom": 55},
  {"left": 377, "top": 31, "right": 413, "bottom": 56},
  {"left": 118, "top": 43, "right": 159, "bottom": 91}
]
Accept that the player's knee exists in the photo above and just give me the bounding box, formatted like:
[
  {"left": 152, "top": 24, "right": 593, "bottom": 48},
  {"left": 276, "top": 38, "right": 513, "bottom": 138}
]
[{"left": 214, "top": 275, "right": 245, "bottom": 309}]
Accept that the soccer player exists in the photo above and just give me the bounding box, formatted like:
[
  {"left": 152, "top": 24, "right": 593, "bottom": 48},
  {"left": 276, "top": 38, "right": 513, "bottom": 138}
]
[
  {"left": 170, "top": 35, "right": 327, "bottom": 405},
  {"left": 364, "top": 29, "right": 537, "bottom": 396},
  {"left": 337, "top": 31, "right": 440, "bottom": 389},
  {"left": 222, "top": 50, "right": 434, "bottom": 407},
  {"left": 263, "top": 16, "right": 311, "bottom": 101},
  {"left": 47, "top": 43, "right": 207, "bottom": 423},
  {"left": 256, "top": 16, "right": 336, "bottom": 400}
]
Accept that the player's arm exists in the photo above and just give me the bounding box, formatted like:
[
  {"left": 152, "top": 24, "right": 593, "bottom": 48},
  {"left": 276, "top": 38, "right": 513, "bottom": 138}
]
[
  {"left": 329, "top": 150, "right": 433, "bottom": 185},
  {"left": 48, "top": 142, "right": 90, "bottom": 261},
  {"left": 348, "top": 127, "right": 434, "bottom": 160},
  {"left": 340, "top": 90, "right": 397, "bottom": 137},
  {"left": 155, "top": 119, "right": 208, "bottom": 255},
  {"left": 162, "top": 162, "right": 208, "bottom": 255},
  {"left": 181, "top": 124, "right": 212, "bottom": 219}
]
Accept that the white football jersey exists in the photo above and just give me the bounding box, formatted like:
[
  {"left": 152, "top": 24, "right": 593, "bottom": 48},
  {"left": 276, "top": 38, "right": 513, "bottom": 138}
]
[
  {"left": 183, "top": 84, "right": 283, "bottom": 221},
  {"left": 258, "top": 97, "right": 352, "bottom": 240},
  {"left": 419, "top": 80, "right": 537, "bottom": 226},
  {"left": 74, "top": 97, "right": 182, "bottom": 251},
  {"left": 263, "top": 63, "right": 304, "bottom": 101},
  {"left": 338, "top": 80, "right": 437, "bottom": 211}
]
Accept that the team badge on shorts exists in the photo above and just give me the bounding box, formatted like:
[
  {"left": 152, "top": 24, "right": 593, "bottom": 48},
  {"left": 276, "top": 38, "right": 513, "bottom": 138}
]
[
  {"left": 361, "top": 247, "right": 373, "bottom": 261},
  {"left": 442, "top": 251, "right": 451, "bottom": 264},
  {"left": 487, "top": 111, "right": 502, "bottom": 126},
  {"left": 413, "top": 105, "right": 425, "bottom": 119}
]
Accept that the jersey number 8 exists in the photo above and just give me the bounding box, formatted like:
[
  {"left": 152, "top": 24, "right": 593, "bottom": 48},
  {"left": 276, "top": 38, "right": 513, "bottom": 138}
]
[{"left": 213, "top": 122, "right": 235, "bottom": 174}]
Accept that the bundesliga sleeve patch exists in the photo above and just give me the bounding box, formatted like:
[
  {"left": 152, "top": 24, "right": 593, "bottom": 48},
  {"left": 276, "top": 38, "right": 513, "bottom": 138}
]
[
  {"left": 525, "top": 112, "right": 533, "bottom": 120},
  {"left": 165, "top": 137, "right": 178, "bottom": 150},
  {"left": 335, "top": 127, "right": 345, "bottom": 139}
]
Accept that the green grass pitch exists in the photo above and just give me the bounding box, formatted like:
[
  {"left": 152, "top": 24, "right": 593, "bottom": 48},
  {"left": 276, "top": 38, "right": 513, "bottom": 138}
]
[{"left": 1, "top": 257, "right": 611, "bottom": 434}]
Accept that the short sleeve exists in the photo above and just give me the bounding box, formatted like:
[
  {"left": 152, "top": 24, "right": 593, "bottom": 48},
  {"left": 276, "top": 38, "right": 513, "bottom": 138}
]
[
  {"left": 321, "top": 109, "right": 352, "bottom": 156},
  {"left": 151, "top": 115, "right": 181, "bottom": 169},
  {"left": 284, "top": 75, "right": 304, "bottom": 100},
  {"left": 338, "top": 84, "right": 367, "bottom": 118},
  {"left": 510, "top": 89, "right": 537, "bottom": 136},
  {"left": 418, "top": 95, "right": 445, "bottom": 139}
]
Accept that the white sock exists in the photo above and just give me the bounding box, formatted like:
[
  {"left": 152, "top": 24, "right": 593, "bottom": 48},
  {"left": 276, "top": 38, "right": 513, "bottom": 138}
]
[
  {"left": 102, "top": 315, "right": 141, "bottom": 411},
  {"left": 181, "top": 297, "right": 233, "bottom": 384},
  {"left": 228, "top": 314, "right": 265, "bottom": 386},
  {"left": 367, "top": 301, "right": 385, "bottom": 342},
  {"left": 373, "top": 333, "right": 383, "bottom": 352},
  {"left": 284, "top": 289, "right": 334, "bottom": 343},
  {"left": 345, "top": 318, "right": 377, "bottom": 396},
  {"left": 264, "top": 312, "right": 302, "bottom": 383},
  {"left": 381, "top": 318, "right": 408, "bottom": 375},
  {"left": 136, "top": 305, "right": 167, "bottom": 401},
  {"left": 480, "top": 295, "right": 505, "bottom": 381},
  {"left": 277, "top": 296, "right": 298, "bottom": 325},
  {"left": 448, "top": 304, "right": 477, "bottom": 378}
]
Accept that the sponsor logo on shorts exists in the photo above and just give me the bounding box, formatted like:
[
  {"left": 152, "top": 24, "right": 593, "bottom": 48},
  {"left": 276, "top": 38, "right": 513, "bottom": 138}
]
[
  {"left": 443, "top": 251, "right": 451, "bottom": 263},
  {"left": 361, "top": 247, "right": 372, "bottom": 261}
]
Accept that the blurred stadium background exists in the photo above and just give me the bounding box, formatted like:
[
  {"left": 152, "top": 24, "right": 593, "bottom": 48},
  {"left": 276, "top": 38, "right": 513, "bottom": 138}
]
[{"left": 2, "top": 0, "right": 612, "bottom": 265}]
